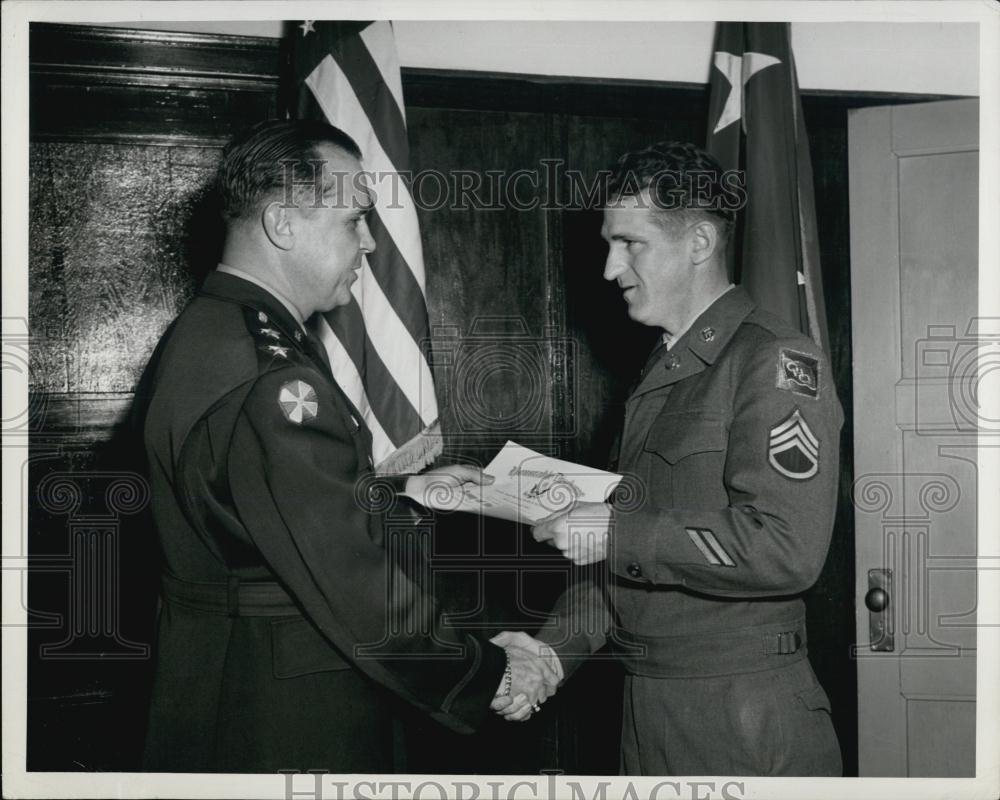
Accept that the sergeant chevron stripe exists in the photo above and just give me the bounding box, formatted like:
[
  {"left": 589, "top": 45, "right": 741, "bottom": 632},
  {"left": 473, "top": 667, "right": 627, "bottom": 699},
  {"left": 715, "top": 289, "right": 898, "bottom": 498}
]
[{"left": 767, "top": 408, "right": 819, "bottom": 479}]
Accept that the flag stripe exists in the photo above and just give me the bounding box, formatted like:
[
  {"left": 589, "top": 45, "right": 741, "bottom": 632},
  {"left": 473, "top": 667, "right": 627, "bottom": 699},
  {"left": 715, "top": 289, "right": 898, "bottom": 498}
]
[
  {"left": 327, "top": 32, "right": 409, "bottom": 178},
  {"left": 293, "top": 21, "right": 440, "bottom": 471},
  {"left": 365, "top": 210, "right": 432, "bottom": 346},
  {"left": 314, "top": 310, "right": 367, "bottom": 413},
  {"left": 358, "top": 23, "right": 406, "bottom": 125},
  {"left": 305, "top": 58, "right": 426, "bottom": 291},
  {"left": 351, "top": 252, "right": 438, "bottom": 424},
  {"left": 295, "top": 82, "right": 328, "bottom": 125},
  {"left": 319, "top": 299, "right": 424, "bottom": 444},
  {"left": 314, "top": 314, "right": 398, "bottom": 462}
]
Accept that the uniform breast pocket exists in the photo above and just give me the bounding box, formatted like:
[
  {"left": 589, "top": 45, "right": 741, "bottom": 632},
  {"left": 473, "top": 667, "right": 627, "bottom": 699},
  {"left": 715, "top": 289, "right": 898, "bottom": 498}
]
[{"left": 642, "top": 410, "right": 728, "bottom": 505}]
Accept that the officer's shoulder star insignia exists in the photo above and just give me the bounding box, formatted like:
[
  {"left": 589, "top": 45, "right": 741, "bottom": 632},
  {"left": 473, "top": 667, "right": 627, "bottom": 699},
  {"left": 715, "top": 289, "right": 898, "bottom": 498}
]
[
  {"left": 262, "top": 344, "right": 290, "bottom": 358},
  {"left": 768, "top": 408, "right": 819, "bottom": 480},
  {"left": 259, "top": 327, "right": 281, "bottom": 340},
  {"left": 278, "top": 379, "right": 319, "bottom": 424},
  {"left": 776, "top": 348, "right": 819, "bottom": 399}
]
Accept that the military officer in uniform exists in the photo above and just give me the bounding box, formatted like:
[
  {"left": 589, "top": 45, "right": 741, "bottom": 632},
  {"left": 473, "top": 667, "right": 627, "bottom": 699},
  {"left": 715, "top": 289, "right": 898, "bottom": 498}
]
[
  {"left": 524, "top": 141, "right": 844, "bottom": 775},
  {"left": 140, "top": 120, "right": 555, "bottom": 772}
]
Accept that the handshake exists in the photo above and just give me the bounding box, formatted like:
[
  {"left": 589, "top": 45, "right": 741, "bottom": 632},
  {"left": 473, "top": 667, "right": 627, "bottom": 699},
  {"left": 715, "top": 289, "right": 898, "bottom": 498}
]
[{"left": 488, "top": 631, "right": 564, "bottom": 722}]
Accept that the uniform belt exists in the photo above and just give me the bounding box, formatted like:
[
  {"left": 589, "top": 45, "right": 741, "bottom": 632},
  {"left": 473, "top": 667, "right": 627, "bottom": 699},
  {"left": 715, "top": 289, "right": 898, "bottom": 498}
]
[
  {"left": 609, "top": 619, "right": 807, "bottom": 678},
  {"left": 159, "top": 573, "right": 300, "bottom": 618}
]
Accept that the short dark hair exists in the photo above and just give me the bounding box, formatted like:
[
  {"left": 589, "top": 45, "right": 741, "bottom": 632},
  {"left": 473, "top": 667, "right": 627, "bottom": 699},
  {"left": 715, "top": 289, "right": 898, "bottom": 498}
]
[
  {"left": 606, "top": 141, "right": 737, "bottom": 241},
  {"left": 217, "top": 119, "right": 363, "bottom": 221}
]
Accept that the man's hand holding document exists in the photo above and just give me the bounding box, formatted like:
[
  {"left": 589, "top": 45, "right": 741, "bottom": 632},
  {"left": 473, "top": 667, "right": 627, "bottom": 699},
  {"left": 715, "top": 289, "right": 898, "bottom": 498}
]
[{"left": 402, "top": 440, "right": 622, "bottom": 524}]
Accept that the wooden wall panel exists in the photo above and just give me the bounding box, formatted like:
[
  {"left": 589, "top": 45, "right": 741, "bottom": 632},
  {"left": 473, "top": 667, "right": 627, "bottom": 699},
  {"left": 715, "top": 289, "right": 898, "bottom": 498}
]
[
  {"left": 30, "top": 24, "right": 282, "bottom": 145},
  {"left": 29, "top": 143, "right": 220, "bottom": 395},
  {"left": 409, "top": 107, "right": 555, "bottom": 465}
]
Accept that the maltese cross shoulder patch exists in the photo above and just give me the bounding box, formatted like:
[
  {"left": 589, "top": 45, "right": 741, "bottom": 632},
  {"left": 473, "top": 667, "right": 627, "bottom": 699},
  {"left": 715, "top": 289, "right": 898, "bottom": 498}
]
[
  {"left": 768, "top": 409, "right": 819, "bottom": 480},
  {"left": 278, "top": 380, "right": 319, "bottom": 425}
]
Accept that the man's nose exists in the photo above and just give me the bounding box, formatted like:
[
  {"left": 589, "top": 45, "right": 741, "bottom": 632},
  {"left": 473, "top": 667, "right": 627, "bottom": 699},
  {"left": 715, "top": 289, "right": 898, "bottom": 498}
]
[
  {"left": 359, "top": 220, "right": 376, "bottom": 254},
  {"left": 603, "top": 250, "right": 625, "bottom": 282}
]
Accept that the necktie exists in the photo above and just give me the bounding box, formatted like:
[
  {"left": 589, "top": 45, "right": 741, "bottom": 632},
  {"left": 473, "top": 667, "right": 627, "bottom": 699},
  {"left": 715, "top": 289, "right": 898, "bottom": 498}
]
[
  {"left": 627, "top": 339, "right": 667, "bottom": 397},
  {"left": 305, "top": 331, "right": 334, "bottom": 376},
  {"left": 640, "top": 339, "right": 668, "bottom": 380}
]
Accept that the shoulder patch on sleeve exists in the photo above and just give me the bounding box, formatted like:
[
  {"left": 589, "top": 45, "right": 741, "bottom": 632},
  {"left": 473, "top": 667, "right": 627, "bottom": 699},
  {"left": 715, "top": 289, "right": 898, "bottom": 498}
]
[
  {"left": 768, "top": 408, "right": 819, "bottom": 480},
  {"left": 776, "top": 348, "right": 819, "bottom": 399},
  {"left": 278, "top": 379, "right": 319, "bottom": 424}
]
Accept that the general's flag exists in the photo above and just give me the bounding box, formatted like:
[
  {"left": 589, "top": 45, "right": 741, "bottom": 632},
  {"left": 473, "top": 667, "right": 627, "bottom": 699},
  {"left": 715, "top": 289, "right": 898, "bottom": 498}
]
[
  {"left": 289, "top": 20, "right": 440, "bottom": 473},
  {"left": 706, "top": 22, "right": 829, "bottom": 352}
]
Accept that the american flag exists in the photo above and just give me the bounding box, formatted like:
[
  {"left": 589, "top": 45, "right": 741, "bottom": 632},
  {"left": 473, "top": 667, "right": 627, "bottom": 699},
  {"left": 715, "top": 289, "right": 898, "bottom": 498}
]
[
  {"left": 706, "top": 22, "right": 830, "bottom": 352},
  {"left": 290, "top": 20, "right": 441, "bottom": 473}
]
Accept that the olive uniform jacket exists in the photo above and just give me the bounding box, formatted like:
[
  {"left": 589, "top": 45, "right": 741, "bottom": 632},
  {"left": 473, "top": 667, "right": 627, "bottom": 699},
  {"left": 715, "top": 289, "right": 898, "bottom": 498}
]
[
  {"left": 543, "top": 287, "right": 844, "bottom": 677},
  {"left": 141, "top": 271, "right": 504, "bottom": 772}
]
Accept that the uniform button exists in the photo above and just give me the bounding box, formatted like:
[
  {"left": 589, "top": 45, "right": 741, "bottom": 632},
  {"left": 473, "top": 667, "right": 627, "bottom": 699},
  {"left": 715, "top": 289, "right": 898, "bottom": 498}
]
[{"left": 627, "top": 562, "right": 642, "bottom": 578}]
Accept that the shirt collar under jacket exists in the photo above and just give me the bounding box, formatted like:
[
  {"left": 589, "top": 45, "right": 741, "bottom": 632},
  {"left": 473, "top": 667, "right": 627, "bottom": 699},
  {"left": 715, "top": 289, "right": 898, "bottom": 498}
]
[
  {"left": 216, "top": 263, "right": 307, "bottom": 331},
  {"left": 663, "top": 284, "right": 736, "bottom": 351}
]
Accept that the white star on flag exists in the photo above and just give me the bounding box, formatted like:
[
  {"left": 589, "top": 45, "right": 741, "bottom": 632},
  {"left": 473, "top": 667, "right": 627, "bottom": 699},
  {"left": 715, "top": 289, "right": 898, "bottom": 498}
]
[
  {"left": 279, "top": 380, "right": 319, "bottom": 424},
  {"left": 299, "top": 20, "right": 316, "bottom": 37},
  {"left": 712, "top": 51, "right": 781, "bottom": 134}
]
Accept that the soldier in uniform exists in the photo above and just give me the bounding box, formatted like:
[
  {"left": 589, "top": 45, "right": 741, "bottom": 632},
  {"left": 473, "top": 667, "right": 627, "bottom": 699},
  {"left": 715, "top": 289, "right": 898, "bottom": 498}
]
[
  {"left": 522, "top": 141, "right": 844, "bottom": 775},
  {"left": 140, "top": 120, "right": 555, "bottom": 772}
]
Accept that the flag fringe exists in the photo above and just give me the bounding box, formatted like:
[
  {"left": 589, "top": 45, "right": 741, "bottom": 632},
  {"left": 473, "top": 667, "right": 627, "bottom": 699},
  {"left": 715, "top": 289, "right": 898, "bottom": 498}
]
[{"left": 374, "top": 419, "right": 443, "bottom": 475}]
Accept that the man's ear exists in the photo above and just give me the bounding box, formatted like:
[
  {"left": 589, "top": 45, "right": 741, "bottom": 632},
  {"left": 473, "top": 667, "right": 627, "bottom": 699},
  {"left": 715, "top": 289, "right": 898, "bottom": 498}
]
[
  {"left": 261, "top": 201, "right": 294, "bottom": 251},
  {"left": 689, "top": 219, "right": 719, "bottom": 266}
]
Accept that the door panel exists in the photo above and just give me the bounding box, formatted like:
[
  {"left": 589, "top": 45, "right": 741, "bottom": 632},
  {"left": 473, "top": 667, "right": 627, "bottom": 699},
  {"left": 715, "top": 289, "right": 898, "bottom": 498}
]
[{"left": 849, "top": 98, "right": 978, "bottom": 777}]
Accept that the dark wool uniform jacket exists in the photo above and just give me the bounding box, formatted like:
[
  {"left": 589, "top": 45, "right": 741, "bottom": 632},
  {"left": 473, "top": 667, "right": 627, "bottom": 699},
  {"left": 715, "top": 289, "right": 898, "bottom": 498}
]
[
  {"left": 542, "top": 287, "right": 844, "bottom": 675},
  {"left": 141, "top": 271, "right": 504, "bottom": 771}
]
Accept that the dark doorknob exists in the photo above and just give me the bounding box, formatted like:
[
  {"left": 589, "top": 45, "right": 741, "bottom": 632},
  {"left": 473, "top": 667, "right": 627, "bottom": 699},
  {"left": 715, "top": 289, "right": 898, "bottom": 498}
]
[{"left": 865, "top": 587, "right": 889, "bottom": 612}]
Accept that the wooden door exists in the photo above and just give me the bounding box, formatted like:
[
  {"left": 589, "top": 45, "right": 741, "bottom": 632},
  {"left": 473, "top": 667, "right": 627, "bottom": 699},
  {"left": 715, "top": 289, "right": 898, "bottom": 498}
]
[{"left": 849, "top": 98, "right": 978, "bottom": 777}]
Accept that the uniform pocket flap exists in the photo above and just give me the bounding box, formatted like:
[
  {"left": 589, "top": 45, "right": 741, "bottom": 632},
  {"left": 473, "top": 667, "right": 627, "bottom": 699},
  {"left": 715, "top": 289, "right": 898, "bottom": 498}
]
[
  {"left": 644, "top": 412, "right": 726, "bottom": 464},
  {"left": 796, "top": 683, "right": 832, "bottom": 712},
  {"left": 271, "top": 616, "right": 352, "bottom": 678}
]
